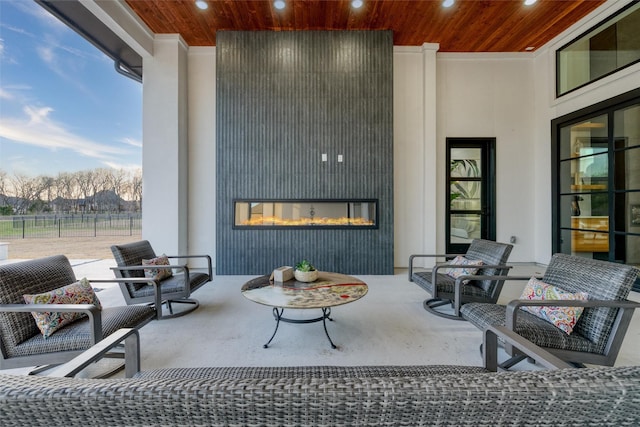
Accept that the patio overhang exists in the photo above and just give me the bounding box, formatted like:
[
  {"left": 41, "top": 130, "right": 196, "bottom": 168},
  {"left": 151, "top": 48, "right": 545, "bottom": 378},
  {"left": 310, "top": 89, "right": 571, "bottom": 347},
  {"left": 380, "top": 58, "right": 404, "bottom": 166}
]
[{"left": 35, "top": 0, "right": 143, "bottom": 82}]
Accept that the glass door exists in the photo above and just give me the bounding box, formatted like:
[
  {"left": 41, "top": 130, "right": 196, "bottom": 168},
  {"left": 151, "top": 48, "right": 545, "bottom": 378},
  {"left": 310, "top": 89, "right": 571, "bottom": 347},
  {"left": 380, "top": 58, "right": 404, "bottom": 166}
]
[
  {"left": 446, "top": 138, "right": 496, "bottom": 253},
  {"left": 552, "top": 89, "right": 639, "bottom": 290}
]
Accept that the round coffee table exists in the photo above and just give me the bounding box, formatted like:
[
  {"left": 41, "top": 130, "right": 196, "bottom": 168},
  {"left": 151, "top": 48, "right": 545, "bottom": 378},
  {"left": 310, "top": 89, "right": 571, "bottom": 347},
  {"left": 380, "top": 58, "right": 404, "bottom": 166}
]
[{"left": 241, "top": 271, "right": 368, "bottom": 349}]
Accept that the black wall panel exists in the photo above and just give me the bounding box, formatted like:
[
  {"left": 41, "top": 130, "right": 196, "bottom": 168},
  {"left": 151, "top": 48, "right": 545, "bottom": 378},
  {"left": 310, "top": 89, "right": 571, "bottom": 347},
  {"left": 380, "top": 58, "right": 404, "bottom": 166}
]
[{"left": 216, "top": 31, "right": 393, "bottom": 274}]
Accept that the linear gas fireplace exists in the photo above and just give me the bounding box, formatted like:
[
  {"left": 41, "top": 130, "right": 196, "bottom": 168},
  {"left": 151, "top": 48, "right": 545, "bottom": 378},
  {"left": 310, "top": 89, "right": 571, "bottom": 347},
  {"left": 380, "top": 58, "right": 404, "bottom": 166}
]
[{"left": 234, "top": 199, "right": 378, "bottom": 229}]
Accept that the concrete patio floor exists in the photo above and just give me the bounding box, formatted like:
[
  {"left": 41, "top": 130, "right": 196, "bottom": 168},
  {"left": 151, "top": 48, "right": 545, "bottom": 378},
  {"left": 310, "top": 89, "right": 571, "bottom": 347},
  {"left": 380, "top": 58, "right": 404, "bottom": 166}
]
[{"left": 2, "top": 259, "right": 640, "bottom": 374}]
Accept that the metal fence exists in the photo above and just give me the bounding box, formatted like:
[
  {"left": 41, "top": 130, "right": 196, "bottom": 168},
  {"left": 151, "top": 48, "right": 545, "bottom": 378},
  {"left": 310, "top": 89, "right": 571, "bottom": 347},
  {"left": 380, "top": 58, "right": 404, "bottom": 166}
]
[{"left": 0, "top": 214, "right": 142, "bottom": 239}]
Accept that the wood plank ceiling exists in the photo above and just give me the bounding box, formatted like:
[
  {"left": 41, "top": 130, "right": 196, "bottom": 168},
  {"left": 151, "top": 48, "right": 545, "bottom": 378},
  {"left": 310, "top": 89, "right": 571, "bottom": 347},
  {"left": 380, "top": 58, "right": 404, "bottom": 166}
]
[{"left": 125, "top": 0, "right": 605, "bottom": 52}]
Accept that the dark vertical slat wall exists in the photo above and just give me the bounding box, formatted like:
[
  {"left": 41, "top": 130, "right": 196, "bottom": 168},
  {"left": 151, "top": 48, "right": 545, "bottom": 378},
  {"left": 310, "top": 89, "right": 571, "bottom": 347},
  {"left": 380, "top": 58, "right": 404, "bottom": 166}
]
[{"left": 216, "top": 31, "right": 393, "bottom": 275}]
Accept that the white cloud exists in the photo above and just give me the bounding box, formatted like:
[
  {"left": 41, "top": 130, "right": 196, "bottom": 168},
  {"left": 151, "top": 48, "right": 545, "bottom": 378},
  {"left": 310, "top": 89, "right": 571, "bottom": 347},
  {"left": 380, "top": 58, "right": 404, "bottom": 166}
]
[
  {"left": 0, "top": 104, "right": 129, "bottom": 161},
  {"left": 0, "top": 23, "right": 35, "bottom": 38},
  {"left": 37, "top": 45, "right": 55, "bottom": 64},
  {"left": 103, "top": 161, "right": 142, "bottom": 172},
  {"left": 120, "top": 137, "right": 142, "bottom": 148},
  {"left": 0, "top": 88, "right": 13, "bottom": 100}
]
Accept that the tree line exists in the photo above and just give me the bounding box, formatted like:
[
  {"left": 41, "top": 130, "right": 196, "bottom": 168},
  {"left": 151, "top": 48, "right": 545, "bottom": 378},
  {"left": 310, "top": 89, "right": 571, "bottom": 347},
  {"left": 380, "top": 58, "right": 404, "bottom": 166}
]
[{"left": 0, "top": 168, "right": 142, "bottom": 215}]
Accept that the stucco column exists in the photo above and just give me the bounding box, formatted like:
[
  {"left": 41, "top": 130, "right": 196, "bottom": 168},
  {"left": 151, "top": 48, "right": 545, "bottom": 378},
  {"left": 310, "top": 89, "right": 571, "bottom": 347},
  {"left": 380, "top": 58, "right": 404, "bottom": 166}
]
[
  {"left": 141, "top": 35, "right": 188, "bottom": 254},
  {"left": 422, "top": 43, "right": 439, "bottom": 253}
]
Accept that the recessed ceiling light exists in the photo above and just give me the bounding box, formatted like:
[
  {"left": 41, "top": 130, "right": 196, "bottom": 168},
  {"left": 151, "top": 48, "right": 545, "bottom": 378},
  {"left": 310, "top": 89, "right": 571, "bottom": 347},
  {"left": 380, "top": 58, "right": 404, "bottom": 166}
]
[
  {"left": 195, "top": 0, "right": 208, "bottom": 10},
  {"left": 525, "top": 46, "right": 535, "bottom": 51},
  {"left": 524, "top": 0, "right": 537, "bottom": 5},
  {"left": 442, "top": 0, "right": 454, "bottom": 8},
  {"left": 274, "top": 0, "right": 286, "bottom": 10},
  {"left": 352, "top": 0, "right": 363, "bottom": 9}
]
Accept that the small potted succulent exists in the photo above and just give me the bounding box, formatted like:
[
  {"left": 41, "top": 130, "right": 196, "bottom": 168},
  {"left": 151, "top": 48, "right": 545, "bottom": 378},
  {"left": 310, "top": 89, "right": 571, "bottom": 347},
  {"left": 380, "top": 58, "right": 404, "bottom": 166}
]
[{"left": 294, "top": 259, "right": 318, "bottom": 282}]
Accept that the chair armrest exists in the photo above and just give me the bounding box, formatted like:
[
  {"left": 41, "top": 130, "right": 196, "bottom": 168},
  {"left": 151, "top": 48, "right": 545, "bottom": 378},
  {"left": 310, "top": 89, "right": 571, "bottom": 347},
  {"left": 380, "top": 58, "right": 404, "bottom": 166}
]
[
  {"left": 0, "top": 303, "right": 103, "bottom": 343},
  {"left": 111, "top": 264, "right": 188, "bottom": 272},
  {"left": 450, "top": 270, "right": 523, "bottom": 317},
  {"left": 505, "top": 299, "right": 640, "bottom": 331},
  {"left": 408, "top": 254, "right": 454, "bottom": 281},
  {"left": 90, "top": 277, "right": 157, "bottom": 285},
  {"left": 484, "top": 325, "right": 573, "bottom": 371},
  {"left": 47, "top": 328, "right": 140, "bottom": 378},
  {"left": 433, "top": 264, "right": 513, "bottom": 302},
  {"left": 166, "top": 255, "right": 213, "bottom": 280}
]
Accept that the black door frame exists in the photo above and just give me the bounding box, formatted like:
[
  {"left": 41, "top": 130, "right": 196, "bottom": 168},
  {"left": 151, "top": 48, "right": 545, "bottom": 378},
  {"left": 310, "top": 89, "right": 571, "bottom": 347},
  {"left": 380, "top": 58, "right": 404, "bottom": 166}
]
[{"left": 445, "top": 137, "right": 497, "bottom": 254}]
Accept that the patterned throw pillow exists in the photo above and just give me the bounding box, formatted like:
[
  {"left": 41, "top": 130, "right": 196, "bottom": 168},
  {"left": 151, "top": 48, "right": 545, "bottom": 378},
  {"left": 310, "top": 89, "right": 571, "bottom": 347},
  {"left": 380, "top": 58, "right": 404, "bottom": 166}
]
[
  {"left": 23, "top": 278, "right": 102, "bottom": 339},
  {"left": 142, "top": 254, "right": 173, "bottom": 281},
  {"left": 519, "top": 277, "right": 588, "bottom": 335},
  {"left": 445, "top": 255, "right": 483, "bottom": 284}
]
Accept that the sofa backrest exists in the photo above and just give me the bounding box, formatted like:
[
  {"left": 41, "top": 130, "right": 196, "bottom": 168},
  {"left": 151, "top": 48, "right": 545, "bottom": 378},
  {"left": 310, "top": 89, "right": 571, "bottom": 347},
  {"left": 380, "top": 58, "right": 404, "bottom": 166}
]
[
  {"left": 0, "top": 255, "right": 76, "bottom": 349},
  {"left": 542, "top": 253, "right": 637, "bottom": 347},
  {"left": 1, "top": 366, "right": 639, "bottom": 425}
]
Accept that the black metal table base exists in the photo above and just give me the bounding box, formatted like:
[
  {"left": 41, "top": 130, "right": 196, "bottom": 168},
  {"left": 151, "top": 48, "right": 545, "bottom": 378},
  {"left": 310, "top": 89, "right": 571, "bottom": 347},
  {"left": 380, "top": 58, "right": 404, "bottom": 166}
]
[{"left": 264, "top": 307, "right": 337, "bottom": 349}]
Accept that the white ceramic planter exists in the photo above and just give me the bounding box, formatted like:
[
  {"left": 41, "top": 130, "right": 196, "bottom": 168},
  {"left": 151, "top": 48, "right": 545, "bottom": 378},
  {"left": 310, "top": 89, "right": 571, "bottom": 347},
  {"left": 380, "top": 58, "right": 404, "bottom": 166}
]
[{"left": 294, "top": 269, "right": 318, "bottom": 282}]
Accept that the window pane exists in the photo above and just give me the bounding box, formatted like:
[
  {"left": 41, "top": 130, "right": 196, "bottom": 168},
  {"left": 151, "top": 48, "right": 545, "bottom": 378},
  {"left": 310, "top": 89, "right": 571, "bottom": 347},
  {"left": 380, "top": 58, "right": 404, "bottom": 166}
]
[
  {"left": 614, "top": 104, "right": 640, "bottom": 149},
  {"left": 557, "top": 2, "right": 640, "bottom": 96},
  {"left": 617, "top": 193, "right": 640, "bottom": 233},
  {"left": 560, "top": 194, "right": 577, "bottom": 228},
  {"left": 450, "top": 182, "right": 481, "bottom": 210},
  {"left": 450, "top": 213, "right": 480, "bottom": 243},
  {"left": 560, "top": 116, "right": 608, "bottom": 194},
  {"left": 614, "top": 147, "right": 640, "bottom": 191},
  {"left": 580, "top": 152, "right": 609, "bottom": 187},
  {"left": 450, "top": 149, "right": 481, "bottom": 178},
  {"left": 614, "top": 234, "right": 640, "bottom": 268}
]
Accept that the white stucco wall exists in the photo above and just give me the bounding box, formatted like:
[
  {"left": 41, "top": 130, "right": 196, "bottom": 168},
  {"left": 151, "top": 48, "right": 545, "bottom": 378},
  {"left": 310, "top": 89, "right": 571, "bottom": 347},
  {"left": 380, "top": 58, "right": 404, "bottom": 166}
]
[
  {"left": 393, "top": 44, "right": 438, "bottom": 268},
  {"left": 141, "top": 35, "right": 189, "bottom": 255},
  {"left": 187, "top": 47, "right": 217, "bottom": 266},
  {"left": 435, "top": 54, "right": 537, "bottom": 263},
  {"left": 95, "top": 0, "right": 639, "bottom": 270}
]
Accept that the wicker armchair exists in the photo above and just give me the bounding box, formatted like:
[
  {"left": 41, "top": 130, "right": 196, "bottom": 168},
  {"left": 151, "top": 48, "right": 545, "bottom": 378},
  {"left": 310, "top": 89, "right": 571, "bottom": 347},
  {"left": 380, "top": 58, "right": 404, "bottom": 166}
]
[
  {"left": 408, "top": 239, "right": 513, "bottom": 319},
  {"left": 0, "top": 255, "right": 154, "bottom": 374},
  {"left": 462, "top": 253, "right": 640, "bottom": 368},
  {"left": 111, "top": 240, "right": 212, "bottom": 320}
]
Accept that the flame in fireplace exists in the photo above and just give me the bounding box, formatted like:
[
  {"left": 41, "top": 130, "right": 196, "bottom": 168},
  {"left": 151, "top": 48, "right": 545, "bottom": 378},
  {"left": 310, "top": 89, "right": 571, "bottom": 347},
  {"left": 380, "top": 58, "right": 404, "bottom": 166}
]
[{"left": 241, "top": 216, "right": 374, "bottom": 226}]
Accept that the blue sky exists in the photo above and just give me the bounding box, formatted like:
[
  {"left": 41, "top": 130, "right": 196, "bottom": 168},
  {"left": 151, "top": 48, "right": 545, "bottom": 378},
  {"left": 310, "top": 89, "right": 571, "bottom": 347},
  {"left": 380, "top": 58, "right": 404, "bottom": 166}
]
[{"left": 0, "top": 0, "right": 142, "bottom": 177}]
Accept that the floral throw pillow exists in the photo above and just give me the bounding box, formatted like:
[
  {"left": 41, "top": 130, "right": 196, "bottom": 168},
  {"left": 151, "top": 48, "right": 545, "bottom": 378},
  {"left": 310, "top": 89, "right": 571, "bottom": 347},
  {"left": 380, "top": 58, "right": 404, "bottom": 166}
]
[
  {"left": 519, "top": 277, "right": 588, "bottom": 335},
  {"left": 23, "top": 278, "right": 102, "bottom": 339},
  {"left": 142, "top": 254, "right": 173, "bottom": 281},
  {"left": 445, "top": 255, "right": 483, "bottom": 284}
]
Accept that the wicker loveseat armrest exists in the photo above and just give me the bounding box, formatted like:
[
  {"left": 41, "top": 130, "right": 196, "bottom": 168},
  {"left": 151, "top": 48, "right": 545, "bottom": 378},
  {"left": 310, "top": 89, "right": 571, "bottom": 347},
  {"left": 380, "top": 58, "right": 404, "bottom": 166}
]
[
  {"left": 0, "top": 303, "right": 102, "bottom": 343},
  {"left": 48, "top": 328, "right": 140, "bottom": 378}
]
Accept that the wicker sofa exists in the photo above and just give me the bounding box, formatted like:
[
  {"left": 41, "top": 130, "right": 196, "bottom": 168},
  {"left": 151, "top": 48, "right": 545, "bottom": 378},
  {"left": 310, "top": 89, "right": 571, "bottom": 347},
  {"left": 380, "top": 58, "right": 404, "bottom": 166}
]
[{"left": 2, "top": 327, "right": 639, "bottom": 426}]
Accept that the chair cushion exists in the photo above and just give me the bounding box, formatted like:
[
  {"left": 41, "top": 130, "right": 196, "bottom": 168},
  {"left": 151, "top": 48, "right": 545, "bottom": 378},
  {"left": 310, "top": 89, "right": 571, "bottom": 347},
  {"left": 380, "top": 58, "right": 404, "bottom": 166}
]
[
  {"left": 411, "top": 272, "right": 489, "bottom": 299},
  {"left": 446, "top": 256, "right": 483, "bottom": 284},
  {"left": 461, "top": 302, "right": 602, "bottom": 354},
  {"left": 129, "top": 272, "right": 210, "bottom": 299},
  {"left": 142, "top": 254, "right": 173, "bottom": 281},
  {"left": 23, "top": 278, "right": 102, "bottom": 338},
  {"left": 519, "top": 277, "right": 588, "bottom": 335},
  {"left": 7, "top": 305, "right": 155, "bottom": 358}
]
